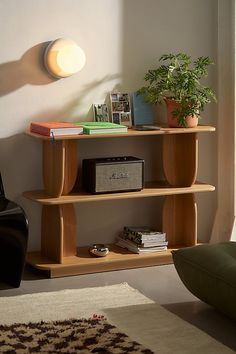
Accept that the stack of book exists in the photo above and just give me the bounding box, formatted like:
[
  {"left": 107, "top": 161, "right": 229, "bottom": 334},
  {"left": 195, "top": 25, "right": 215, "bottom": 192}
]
[
  {"left": 116, "top": 226, "right": 168, "bottom": 254},
  {"left": 30, "top": 121, "right": 128, "bottom": 137}
]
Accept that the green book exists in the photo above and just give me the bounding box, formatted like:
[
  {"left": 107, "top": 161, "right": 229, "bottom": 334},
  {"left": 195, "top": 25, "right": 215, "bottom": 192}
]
[{"left": 75, "top": 121, "right": 128, "bottom": 135}]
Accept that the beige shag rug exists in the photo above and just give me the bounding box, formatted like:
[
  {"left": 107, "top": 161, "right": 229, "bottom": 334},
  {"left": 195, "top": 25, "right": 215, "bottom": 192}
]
[{"left": 0, "top": 283, "right": 234, "bottom": 354}]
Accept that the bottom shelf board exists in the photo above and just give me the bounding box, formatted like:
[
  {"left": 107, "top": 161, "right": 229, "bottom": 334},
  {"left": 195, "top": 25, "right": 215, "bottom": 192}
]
[{"left": 26, "top": 244, "right": 181, "bottom": 278}]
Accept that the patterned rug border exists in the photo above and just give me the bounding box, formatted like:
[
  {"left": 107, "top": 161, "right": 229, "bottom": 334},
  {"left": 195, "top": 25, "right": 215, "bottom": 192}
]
[{"left": 0, "top": 315, "right": 154, "bottom": 354}]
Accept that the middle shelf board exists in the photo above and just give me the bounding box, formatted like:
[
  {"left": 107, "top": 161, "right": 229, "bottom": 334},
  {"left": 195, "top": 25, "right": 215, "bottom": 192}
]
[{"left": 23, "top": 181, "right": 215, "bottom": 205}]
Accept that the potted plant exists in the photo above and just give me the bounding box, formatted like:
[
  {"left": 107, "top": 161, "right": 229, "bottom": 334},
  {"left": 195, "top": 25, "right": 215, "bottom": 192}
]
[{"left": 138, "top": 53, "right": 216, "bottom": 127}]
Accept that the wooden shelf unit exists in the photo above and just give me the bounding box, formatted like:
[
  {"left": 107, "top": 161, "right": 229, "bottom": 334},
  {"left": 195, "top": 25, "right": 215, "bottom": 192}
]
[{"left": 24, "top": 126, "right": 215, "bottom": 277}]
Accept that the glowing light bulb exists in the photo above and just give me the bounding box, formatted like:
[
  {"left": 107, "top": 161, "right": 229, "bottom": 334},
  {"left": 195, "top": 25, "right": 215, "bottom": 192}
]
[{"left": 44, "top": 38, "right": 86, "bottom": 78}]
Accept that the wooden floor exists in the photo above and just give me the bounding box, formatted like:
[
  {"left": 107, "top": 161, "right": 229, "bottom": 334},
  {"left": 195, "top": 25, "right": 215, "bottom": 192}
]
[{"left": 0, "top": 264, "right": 235, "bottom": 352}]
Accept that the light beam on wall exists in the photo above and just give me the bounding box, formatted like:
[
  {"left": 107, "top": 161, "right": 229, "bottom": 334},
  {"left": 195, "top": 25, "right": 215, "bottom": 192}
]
[{"left": 44, "top": 38, "right": 86, "bottom": 79}]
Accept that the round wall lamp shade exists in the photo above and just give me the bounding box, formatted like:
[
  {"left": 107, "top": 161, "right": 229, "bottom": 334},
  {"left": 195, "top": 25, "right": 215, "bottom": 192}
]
[{"left": 44, "top": 38, "right": 86, "bottom": 78}]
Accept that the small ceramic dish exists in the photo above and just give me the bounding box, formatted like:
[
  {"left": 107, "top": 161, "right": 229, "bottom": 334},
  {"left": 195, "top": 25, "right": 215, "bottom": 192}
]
[{"left": 89, "top": 244, "right": 109, "bottom": 257}]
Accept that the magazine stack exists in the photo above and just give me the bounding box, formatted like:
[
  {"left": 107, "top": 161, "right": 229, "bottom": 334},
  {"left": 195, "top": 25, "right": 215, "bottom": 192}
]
[{"left": 116, "top": 226, "right": 168, "bottom": 254}]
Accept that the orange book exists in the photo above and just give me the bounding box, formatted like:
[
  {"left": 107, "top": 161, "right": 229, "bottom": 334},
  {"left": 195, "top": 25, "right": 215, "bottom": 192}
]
[{"left": 30, "top": 121, "right": 83, "bottom": 137}]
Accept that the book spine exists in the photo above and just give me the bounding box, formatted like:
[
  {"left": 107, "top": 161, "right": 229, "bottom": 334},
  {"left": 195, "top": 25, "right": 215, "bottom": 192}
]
[
  {"left": 120, "top": 234, "right": 168, "bottom": 248},
  {"left": 30, "top": 124, "right": 51, "bottom": 136},
  {"left": 123, "top": 230, "right": 165, "bottom": 243},
  {"left": 122, "top": 232, "right": 167, "bottom": 246},
  {"left": 116, "top": 239, "right": 167, "bottom": 254}
]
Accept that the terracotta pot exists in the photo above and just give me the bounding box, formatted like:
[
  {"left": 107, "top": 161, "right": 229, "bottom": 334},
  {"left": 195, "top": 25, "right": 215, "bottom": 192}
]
[{"left": 165, "top": 98, "right": 198, "bottom": 128}]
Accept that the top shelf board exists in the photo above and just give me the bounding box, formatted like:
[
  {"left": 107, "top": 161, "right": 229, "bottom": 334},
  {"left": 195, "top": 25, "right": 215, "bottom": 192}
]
[{"left": 25, "top": 125, "right": 215, "bottom": 141}]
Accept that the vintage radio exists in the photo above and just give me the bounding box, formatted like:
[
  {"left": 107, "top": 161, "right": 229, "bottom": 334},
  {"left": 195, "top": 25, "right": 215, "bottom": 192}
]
[{"left": 82, "top": 156, "right": 144, "bottom": 194}]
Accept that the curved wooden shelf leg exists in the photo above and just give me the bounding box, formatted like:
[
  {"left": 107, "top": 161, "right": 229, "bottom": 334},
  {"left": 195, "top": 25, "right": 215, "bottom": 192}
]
[
  {"left": 43, "top": 140, "right": 78, "bottom": 197},
  {"left": 163, "top": 133, "right": 198, "bottom": 187},
  {"left": 62, "top": 140, "right": 78, "bottom": 195},
  {"left": 162, "top": 194, "right": 197, "bottom": 248},
  {"left": 41, "top": 204, "right": 76, "bottom": 263}
]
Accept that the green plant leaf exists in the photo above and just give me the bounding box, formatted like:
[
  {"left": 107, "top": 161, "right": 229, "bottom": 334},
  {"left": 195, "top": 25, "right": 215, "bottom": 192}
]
[{"left": 138, "top": 52, "right": 216, "bottom": 127}]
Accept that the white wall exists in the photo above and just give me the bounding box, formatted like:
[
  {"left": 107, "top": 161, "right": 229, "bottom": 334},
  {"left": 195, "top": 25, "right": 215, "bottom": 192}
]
[{"left": 0, "top": 0, "right": 217, "bottom": 251}]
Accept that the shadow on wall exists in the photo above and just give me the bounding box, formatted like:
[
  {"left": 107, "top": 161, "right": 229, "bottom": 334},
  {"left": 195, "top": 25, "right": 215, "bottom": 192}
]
[
  {"left": 0, "top": 133, "right": 42, "bottom": 198},
  {"left": 0, "top": 38, "right": 121, "bottom": 134},
  {"left": 27, "top": 74, "right": 121, "bottom": 123},
  {"left": 0, "top": 40, "right": 122, "bottom": 102},
  {"left": 0, "top": 42, "right": 55, "bottom": 97},
  {"left": 0, "top": 40, "right": 122, "bottom": 126},
  {"left": 0, "top": 132, "right": 42, "bottom": 250}
]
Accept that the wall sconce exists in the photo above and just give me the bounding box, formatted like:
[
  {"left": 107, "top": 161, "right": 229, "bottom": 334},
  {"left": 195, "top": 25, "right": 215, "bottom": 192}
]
[{"left": 44, "top": 38, "right": 86, "bottom": 79}]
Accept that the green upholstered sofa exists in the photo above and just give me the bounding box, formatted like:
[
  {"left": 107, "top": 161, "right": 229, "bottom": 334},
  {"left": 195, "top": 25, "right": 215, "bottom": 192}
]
[{"left": 172, "top": 242, "right": 236, "bottom": 321}]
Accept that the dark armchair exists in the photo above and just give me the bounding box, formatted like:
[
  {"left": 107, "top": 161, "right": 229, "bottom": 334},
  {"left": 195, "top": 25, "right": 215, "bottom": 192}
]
[{"left": 0, "top": 173, "right": 28, "bottom": 287}]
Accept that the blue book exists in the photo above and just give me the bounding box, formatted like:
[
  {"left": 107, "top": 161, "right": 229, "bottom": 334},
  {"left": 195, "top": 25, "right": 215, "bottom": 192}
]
[{"left": 132, "top": 92, "right": 154, "bottom": 126}]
